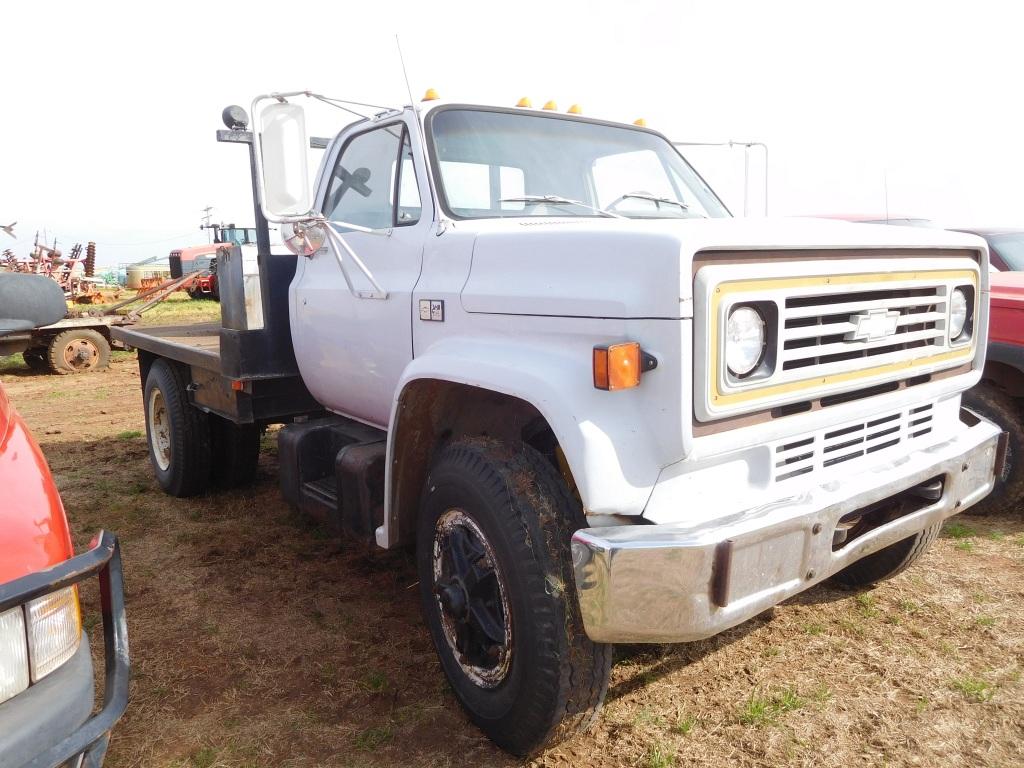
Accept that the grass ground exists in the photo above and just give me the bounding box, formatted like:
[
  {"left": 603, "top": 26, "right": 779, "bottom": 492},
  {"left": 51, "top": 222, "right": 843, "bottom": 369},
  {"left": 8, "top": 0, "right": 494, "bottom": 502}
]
[{"left": 1, "top": 341, "right": 1022, "bottom": 767}]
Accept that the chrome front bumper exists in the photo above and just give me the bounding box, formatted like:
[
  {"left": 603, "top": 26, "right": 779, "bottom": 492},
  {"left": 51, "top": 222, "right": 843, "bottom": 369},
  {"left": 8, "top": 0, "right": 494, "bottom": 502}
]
[{"left": 571, "top": 411, "right": 1003, "bottom": 644}]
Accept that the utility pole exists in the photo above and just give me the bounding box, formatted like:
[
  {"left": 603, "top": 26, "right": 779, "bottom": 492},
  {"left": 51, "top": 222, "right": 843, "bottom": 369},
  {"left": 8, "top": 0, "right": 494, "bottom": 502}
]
[{"left": 201, "top": 206, "right": 214, "bottom": 242}]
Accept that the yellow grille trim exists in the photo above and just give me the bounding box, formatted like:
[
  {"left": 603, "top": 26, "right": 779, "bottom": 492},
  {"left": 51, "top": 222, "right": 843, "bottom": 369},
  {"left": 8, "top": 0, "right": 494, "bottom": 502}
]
[{"left": 709, "top": 270, "right": 978, "bottom": 406}]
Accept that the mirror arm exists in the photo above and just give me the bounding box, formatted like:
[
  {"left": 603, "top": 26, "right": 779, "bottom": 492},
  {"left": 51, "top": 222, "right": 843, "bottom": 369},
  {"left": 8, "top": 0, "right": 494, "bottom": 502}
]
[{"left": 321, "top": 222, "right": 389, "bottom": 300}]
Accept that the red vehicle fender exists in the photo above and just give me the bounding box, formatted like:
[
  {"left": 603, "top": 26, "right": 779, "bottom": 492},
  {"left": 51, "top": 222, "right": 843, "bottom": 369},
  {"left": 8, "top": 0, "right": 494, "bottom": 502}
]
[
  {"left": 0, "top": 383, "right": 74, "bottom": 584},
  {"left": 988, "top": 272, "right": 1024, "bottom": 348}
]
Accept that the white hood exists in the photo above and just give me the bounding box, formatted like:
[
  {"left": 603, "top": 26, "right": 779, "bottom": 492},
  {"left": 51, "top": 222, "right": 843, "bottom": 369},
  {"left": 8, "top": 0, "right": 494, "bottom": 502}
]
[{"left": 459, "top": 216, "right": 988, "bottom": 319}]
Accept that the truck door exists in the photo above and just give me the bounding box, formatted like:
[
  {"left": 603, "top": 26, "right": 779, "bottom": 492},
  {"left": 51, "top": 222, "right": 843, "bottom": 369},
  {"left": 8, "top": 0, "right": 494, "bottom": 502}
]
[{"left": 290, "top": 118, "right": 427, "bottom": 427}]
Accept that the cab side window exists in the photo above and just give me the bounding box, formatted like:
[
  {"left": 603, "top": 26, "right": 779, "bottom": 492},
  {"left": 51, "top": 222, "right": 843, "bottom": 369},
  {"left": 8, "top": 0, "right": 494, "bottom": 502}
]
[{"left": 323, "top": 125, "right": 421, "bottom": 229}]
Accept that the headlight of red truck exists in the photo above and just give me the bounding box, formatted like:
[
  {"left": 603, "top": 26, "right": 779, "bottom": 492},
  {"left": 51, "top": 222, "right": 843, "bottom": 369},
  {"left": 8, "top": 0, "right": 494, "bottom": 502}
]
[{"left": 0, "top": 587, "right": 82, "bottom": 704}]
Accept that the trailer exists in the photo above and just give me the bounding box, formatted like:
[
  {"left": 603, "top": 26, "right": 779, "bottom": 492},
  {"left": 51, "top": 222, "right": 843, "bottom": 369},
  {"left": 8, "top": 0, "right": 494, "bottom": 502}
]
[{"left": 20, "top": 271, "right": 208, "bottom": 374}]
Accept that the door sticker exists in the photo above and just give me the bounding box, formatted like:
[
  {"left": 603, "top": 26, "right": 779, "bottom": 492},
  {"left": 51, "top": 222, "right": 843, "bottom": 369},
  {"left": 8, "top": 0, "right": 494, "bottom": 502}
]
[{"left": 419, "top": 299, "right": 445, "bottom": 322}]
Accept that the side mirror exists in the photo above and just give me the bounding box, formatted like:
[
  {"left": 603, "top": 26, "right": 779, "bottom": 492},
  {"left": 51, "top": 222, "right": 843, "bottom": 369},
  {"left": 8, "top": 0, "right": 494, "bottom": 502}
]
[
  {"left": 0, "top": 273, "right": 67, "bottom": 337},
  {"left": 258, "top": 101, "right": 312, "bottom": 219}
]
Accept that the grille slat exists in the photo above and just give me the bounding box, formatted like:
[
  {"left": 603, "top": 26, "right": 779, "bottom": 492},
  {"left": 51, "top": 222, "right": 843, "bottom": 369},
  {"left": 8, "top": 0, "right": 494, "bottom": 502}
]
[
  {"left": 783, "top": 293, "right": 944, "bottom": 320},
  {"left": 780, "top": 347, "right": 941, "bottom": 379},
  {"left": 778, "top": 284, "right": 948, "bottom": 379},
  {"left": 773, "top": 403, "right": 934, "bottom": 483},
  {"left": 780, "top": 327, "right": 945, "bottom": 362},
  {"left": 781, "top": 311, "right": 947, "bottom": 342}
]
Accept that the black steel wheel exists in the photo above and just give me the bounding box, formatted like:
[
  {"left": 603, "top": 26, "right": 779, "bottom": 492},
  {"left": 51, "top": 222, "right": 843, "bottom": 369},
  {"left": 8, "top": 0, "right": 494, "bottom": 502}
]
[
  {"left": 432, "top": 508, "right": 513, "bottom": 687},
  {"left": 417, "top": 438, "right": 611, "bottom": 756}
]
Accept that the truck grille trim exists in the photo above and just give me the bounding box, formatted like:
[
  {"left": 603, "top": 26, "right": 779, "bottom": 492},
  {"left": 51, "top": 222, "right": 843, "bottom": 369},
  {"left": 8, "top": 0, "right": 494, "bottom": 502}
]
[
  {"left": 774, "top": 403, "right": 934, "bottom": 483},
  {"left": 696, "top": 257, "right": 980, "bottom": 424},
  {"left": 780, "top": 287, "right": 944, "bottom": 373}
]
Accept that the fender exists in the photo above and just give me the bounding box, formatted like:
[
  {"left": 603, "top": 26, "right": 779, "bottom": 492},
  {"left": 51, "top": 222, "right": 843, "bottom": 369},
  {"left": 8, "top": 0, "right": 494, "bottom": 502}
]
[
  {"left": 986, "top": 341, "right": 1024, "bottom": 374},
  {"left": 380, "top": 330, "right": 687, "bottom": 548}
]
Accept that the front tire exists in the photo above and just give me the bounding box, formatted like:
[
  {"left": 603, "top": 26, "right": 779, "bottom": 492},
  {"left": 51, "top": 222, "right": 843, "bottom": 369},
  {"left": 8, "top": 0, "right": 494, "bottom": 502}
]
[
  {"left": 143, "top": 359, "right": 211, "bottom": 497},
  {"left": 417, "top": 439, "right": 611, "bottom": 756},
  {"left": 830, "top": 523, "right": 940, "bottom": 588}
]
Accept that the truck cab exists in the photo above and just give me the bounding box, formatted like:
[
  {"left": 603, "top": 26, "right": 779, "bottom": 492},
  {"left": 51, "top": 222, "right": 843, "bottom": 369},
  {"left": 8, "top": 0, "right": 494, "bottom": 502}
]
[
  {"left": 0, "top": 274, "right": 129, "bottom": 768},
  {"left": 117, "top": 92, "right": 1002, "bottom": 756}
]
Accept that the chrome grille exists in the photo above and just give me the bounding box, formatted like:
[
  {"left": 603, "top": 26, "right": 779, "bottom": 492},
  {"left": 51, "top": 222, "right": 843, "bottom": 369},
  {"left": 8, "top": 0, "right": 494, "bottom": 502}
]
[
  {"left": 780, "top": 286, "right": 946, "bottom": 375},
  {"left": 774, "top": 403, "right": 934, "bottom": 483},
  {"left": 695, "top": 257, "right": 981, "bottom": 423}
]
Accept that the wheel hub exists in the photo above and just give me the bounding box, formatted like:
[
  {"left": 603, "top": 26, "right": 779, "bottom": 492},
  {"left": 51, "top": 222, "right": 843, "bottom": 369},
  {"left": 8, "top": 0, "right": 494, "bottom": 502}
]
[
  {"left": 432, "top": 509, "right": 512, "bottom": 688},
  {"left": 147, "top": 387, "right": 171, "bottom": 472},
  {"left": 436, "top": 578, "right": 469, "bottom": 619},
  {"left": 62, "top": 338, "right": 99, "bottom": 370}
]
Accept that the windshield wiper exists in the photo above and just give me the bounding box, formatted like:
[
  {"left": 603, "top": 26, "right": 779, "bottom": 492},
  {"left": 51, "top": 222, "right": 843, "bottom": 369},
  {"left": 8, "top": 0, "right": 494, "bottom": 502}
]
[
  {"left": 499, "top": 195, "right": 625, "bottom": 219},
  {"left": 617, "top": 192, "right": 690, "bottom": 211}
]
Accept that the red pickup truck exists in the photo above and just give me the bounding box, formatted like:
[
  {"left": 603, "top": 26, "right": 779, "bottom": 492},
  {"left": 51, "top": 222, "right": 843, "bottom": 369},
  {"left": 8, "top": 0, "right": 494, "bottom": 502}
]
[
  {"left": 0, "top": 274, "right": 129, "bottom": 767},
  {"left": 964, "top": 271, "right": 1024, "bottom": 514}
]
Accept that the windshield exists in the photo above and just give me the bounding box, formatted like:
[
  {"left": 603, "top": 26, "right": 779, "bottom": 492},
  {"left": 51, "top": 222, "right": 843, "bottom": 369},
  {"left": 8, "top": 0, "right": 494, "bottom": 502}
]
[
  {"left": 987, "top": 233, "right": 1024, "bottom": 270},
  {"left": 428, "top": 108, "right": 729, "bottom": 220},
  {"left": 219, "top": 227, "right": 257, "bottom": 246}
]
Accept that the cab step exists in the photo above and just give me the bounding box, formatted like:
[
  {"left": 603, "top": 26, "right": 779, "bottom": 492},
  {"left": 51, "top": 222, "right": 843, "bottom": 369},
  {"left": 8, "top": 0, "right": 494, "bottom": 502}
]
[{"left": 278, "top": 416, "right": 387, "bottom": 544}]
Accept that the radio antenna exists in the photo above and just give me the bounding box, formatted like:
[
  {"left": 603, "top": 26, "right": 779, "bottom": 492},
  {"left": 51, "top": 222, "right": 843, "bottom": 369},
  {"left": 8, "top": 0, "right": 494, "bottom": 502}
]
[
  {"left": 396, "top": 35, "right": 417, "bottom": 111},
  {"left": 395, "top": 35, "right": 447, "bottom": 231}
]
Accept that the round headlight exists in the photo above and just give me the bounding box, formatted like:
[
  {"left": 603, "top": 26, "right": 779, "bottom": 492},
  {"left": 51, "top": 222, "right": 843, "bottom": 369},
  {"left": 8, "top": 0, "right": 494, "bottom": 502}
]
[
  {"left": 726, "top": 305, "right": 766, "bottom": 376},
  {"left": 949, "top": 288, "right": 969, "bottom": 339}
]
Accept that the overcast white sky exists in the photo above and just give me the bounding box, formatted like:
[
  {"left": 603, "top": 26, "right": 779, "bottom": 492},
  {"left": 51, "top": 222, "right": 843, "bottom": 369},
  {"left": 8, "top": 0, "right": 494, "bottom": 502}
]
[{"left": 1, "top": 0, "right": 1020, "bottom": 267}]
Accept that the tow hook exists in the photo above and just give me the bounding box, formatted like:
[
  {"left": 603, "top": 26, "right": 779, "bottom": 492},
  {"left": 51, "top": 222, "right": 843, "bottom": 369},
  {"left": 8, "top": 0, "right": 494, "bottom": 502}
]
[{"left": 907, "top": 479, "right": 943, "bottom": 502}]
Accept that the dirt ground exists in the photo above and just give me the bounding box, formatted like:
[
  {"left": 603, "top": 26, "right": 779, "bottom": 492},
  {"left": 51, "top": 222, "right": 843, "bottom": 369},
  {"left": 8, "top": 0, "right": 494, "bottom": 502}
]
[{"left": 2, "top": 310, "right": 1022, "bottom": 767}]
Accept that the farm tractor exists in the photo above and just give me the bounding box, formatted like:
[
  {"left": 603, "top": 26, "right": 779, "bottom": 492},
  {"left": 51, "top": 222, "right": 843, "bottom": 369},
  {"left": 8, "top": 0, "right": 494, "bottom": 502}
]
[{"left": 170, "top": 223, "right": 257, "bottom": 300}]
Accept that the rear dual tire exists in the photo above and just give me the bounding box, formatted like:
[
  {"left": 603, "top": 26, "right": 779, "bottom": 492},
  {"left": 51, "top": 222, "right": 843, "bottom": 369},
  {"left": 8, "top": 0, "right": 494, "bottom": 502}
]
[{"left": 143, "top": 359, "right": 259, "bottom": 496}]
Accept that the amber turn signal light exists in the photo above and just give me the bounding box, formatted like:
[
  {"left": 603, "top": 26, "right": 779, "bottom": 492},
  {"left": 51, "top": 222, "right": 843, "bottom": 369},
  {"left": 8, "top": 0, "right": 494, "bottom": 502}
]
[{"left": 593, "top": 343, "right": 657, "bottom": 391}]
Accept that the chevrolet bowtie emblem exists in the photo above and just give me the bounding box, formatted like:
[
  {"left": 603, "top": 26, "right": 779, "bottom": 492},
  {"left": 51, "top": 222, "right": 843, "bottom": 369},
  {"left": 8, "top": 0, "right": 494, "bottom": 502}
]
[{"left": 846, "top": 308, "right": 900, "bottom": 342}]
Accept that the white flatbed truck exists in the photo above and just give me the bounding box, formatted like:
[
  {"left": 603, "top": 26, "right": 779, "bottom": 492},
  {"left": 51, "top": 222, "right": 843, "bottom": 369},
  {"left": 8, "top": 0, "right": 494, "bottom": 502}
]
[{"left": 114, "top": 92, "right": 1004, "bottom": 755}]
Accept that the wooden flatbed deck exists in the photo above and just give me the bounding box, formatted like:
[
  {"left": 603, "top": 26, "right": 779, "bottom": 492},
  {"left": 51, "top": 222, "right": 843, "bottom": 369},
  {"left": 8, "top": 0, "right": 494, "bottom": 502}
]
[{"left": 112, "top": 323, "right": 223, "bottom": 373}]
